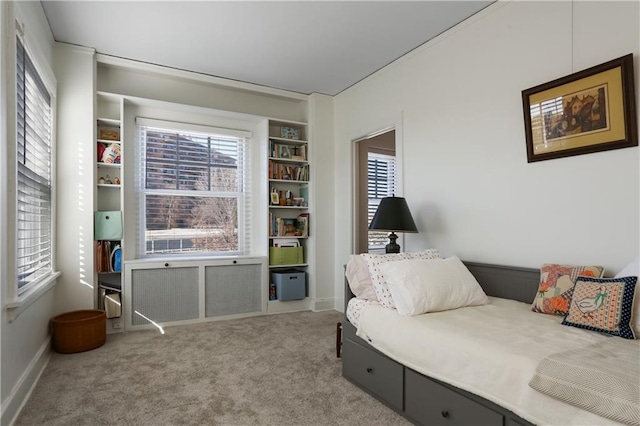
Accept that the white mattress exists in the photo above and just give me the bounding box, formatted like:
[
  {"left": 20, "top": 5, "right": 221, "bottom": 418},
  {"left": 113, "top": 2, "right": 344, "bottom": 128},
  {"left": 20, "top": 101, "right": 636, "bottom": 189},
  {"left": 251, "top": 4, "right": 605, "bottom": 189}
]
[{"left": 356, "top": 297, "right": 637, "bottom": 426}]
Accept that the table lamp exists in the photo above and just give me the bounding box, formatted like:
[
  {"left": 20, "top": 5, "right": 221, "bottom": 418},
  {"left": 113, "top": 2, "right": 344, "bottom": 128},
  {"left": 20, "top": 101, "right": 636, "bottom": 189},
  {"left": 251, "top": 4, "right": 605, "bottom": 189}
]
[{"left": 368, "top": 196, "right": 418, "bottom": 253}]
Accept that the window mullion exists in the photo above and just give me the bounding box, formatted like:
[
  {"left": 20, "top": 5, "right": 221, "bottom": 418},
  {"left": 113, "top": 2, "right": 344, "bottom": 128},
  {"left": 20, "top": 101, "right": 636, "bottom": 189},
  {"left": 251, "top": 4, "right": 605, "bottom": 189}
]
[{"left": 174, "top": 132, "right": 180, "bottom": 190}]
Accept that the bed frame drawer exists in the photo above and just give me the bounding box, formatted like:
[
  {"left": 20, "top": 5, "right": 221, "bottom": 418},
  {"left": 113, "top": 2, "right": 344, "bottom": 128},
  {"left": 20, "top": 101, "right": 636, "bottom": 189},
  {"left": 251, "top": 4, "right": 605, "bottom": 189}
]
[
  {"left": 342, "top": 339, "right": 403, "bottom": 411},
  {"left": 405, "top": 369, "right": 504, "bottom": 426}
]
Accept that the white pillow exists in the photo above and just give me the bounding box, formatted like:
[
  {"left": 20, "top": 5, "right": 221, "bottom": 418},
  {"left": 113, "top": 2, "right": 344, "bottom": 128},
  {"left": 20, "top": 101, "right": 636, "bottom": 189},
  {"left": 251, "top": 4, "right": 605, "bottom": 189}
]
[
  {"left": 362, "top": 249, "right": 441, "bottom": 308},
  {"left": 614, "top": 255, "right": 639, "bottom": 337},
  {"left": 615, "top": 256, "right": 639, "bottom": 279},
  {"left": 379, "top": 256, "right": 489, "bottom": 316},
  {"left": 345, "top": 255, "right": 377, "bottom": 301}
]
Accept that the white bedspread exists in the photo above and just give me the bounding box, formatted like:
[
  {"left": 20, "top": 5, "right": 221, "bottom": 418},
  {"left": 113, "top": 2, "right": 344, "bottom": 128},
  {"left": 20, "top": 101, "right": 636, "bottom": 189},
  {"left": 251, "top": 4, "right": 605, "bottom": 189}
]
[{"left": 356, "top": 297, "right": 637, "bottom": 426}]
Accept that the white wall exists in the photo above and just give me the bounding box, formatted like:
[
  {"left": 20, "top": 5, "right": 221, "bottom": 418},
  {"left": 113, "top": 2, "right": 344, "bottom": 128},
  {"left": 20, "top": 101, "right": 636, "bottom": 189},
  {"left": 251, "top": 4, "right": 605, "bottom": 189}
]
[
  {"left": 97, "top": 61, "right": 308, "bottom": 124},
  {"left": 1, "top": 2, "right": 57, "bottom": 424},
  {"left": 333, "top": 1, "right": 640, "bottom": 310},
  {"left": 308, "top": 93, "right": 336, "bottom": 310},
  {"left": 53, "top": 43, "right": 96, "bottom": 315}
]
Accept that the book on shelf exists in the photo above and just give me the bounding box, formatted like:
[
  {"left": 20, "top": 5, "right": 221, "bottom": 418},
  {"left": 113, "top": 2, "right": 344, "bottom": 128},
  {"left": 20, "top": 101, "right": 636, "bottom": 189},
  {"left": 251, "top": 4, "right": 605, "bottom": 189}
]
[
  {"left": 268, "top": 160, "right": 308, "bottom": 181},
  {"left": 269, "top": 283, "right": 277, "bottom": 300},
  {"left": 269, "top": 213, "right": 309, "bottom": 237}
]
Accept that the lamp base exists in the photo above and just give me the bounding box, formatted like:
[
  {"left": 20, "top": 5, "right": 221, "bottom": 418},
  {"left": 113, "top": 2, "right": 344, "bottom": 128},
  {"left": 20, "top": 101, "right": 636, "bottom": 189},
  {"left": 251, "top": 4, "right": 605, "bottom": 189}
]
[{"left": 385, "top": 232, "right": 400, "bottom": 254}]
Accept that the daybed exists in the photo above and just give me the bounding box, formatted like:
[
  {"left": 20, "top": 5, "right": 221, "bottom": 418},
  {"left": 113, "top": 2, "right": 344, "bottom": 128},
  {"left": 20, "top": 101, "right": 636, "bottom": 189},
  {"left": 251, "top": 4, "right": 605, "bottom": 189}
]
[{"left": 342, "top": 256, "right": 639, "bottom": 426}]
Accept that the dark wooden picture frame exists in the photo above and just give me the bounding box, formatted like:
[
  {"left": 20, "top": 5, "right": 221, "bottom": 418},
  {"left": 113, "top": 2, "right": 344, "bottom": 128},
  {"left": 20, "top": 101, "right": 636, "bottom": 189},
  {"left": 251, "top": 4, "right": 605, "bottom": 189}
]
[{"left": 522, "top": 54, "right": 637, "bottom": 163}]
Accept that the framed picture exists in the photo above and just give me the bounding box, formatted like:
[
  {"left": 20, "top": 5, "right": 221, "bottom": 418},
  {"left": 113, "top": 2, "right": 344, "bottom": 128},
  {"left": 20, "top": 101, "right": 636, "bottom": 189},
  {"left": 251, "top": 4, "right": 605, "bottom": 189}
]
[
  {"left": 278, "top": 145, "right": 291, "bottom": 159},
  {"left": 291, "top": 145, "right": 306, "bottom": 161},
  {"left": 522, "top": 54, "right": 637, "bottom": 163},
  {"left": 282, "top": 218, "right": 298, "bottom": 236},
  {"left": 270, "top": 192, "right": 279, "bottom": 205},
  {"left": 280, "top": 126, "right": 300, "bottom": 140}
]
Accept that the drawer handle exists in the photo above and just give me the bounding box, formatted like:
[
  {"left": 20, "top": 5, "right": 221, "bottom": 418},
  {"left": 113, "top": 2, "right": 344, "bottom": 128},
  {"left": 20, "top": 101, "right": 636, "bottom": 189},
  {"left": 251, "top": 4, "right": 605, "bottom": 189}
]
[
  {"left": 366, "top": 367, "right": 374, "bottom": 374},
  {"left": 441, "top": 410, "right": 450, "bottom": 419}
]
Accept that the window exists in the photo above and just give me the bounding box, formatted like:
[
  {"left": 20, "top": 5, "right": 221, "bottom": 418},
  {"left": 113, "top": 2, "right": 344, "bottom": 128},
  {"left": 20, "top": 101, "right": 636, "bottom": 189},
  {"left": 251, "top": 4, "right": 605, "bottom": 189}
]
[
  {"left": 16, "top": 36, "right": 54, "bottom": 294},
  {"left": 367, "top": 152, "right": 396, "bottom": 252},
  {"left": 136, "top": 119, "right": 251, "bottom": 256}
]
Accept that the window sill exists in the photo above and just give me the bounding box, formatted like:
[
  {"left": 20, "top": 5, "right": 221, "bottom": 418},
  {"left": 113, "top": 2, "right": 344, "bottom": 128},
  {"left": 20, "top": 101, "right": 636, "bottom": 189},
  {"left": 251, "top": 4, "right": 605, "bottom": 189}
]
[{"left": 5, "top": 271, "right": 61, "bottom": 322}]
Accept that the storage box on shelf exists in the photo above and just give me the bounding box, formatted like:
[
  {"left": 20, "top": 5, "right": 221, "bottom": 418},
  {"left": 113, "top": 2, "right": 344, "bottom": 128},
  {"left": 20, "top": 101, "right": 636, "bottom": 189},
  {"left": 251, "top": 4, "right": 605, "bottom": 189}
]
[
  {"left": 269, "top": 246, "right": 304, "bottom": 266},
  {"left": 270, "top": 269, "right": 306, "bottom": 301},
  {"left": 267, "top": 120, "right": 311, "bottom": 310}
]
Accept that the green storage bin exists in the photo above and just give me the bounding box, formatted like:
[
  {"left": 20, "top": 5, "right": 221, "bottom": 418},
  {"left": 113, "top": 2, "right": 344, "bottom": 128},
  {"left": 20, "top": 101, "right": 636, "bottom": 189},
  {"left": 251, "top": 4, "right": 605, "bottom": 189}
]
[{"left": 269, "top": 246, "right": 303, "bottom": 265}]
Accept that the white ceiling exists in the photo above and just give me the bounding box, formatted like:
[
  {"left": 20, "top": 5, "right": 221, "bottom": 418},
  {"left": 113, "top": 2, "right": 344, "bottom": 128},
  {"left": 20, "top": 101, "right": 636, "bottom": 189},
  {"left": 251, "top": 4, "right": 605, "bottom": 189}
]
[{"left": 41, "top": 1, "right": 493, "bottom": 96}]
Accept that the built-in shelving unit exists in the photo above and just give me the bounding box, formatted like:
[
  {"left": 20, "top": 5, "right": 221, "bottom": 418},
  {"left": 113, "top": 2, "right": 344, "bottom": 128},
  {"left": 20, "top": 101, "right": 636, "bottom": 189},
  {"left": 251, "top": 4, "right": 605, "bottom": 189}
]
[
  {"left": 267, "top": 119, "right": 311, "bottom": 309},
  {"left": 95, "top": 92, "right": 125, "bottom": 333}
]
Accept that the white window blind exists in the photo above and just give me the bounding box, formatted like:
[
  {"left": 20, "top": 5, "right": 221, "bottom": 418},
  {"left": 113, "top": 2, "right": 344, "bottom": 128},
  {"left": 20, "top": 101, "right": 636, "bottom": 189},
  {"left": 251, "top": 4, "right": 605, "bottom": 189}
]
[
  {"left": 16, "top": 36, "right": 53, "bottom": 293},
  {"left": 368, "top": 152, "right": 396, "bottom": 252},
  {"left": 136, "top": 119, "right": 251, "bottom": 256}
]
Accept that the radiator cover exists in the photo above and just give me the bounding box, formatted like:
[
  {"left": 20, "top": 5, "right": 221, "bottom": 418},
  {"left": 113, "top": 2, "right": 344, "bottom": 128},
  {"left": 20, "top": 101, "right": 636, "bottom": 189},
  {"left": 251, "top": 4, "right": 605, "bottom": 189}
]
[{"left": 127, "top": 258, "right": 265, "bottom": 328}]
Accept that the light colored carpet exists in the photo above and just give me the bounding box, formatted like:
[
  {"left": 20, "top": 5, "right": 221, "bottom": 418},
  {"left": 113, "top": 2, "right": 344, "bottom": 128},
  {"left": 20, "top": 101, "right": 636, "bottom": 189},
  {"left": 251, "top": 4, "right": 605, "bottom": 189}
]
[{"left": 16, "top": 310, "right": 410, "bottom": 425}]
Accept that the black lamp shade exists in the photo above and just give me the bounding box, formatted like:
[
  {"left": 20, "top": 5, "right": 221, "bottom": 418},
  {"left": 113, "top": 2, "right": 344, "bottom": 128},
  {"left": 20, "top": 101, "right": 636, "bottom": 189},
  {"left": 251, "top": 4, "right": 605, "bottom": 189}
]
[{"left": 369, "top": 197, "right": 418, "bottom": 233}]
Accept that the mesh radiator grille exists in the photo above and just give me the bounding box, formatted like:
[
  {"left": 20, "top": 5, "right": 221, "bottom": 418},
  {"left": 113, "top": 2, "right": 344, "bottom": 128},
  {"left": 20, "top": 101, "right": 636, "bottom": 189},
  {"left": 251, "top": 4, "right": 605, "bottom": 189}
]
[
  {"left": 205, "top": 264, "right": 261, "bottom": 317},
  {"left": 131, "top": 267, "right": 199, "bottom": 326}
]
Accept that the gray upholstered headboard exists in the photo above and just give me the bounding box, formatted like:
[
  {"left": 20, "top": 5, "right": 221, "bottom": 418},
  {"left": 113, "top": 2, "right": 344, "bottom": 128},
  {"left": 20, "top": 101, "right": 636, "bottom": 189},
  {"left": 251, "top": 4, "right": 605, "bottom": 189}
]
[
  {"left": 463, "top": 261, "right": 539, "bottom": 303},
  {"left": 344, "top": 260, "right": 540, "bottom": 312}
]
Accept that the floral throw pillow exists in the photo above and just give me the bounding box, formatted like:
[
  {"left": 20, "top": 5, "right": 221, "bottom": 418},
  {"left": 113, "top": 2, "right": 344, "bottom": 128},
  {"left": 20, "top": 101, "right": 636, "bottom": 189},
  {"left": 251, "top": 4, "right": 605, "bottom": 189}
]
[
  {"left": 531, "top": 264, "right": 604, "bottom": 316},
  {"left": 362, "top": 249, "right": 441, "bottom": 309},
  {"left": 562, "top": 276, "right": 637, "bottom": 339}
]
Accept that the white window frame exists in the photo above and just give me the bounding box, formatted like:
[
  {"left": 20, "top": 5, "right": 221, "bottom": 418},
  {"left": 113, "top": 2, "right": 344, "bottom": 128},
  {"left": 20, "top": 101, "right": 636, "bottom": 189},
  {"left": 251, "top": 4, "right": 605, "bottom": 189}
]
[
  {"left": 4, "top": 19, "right": 59, "bottom": 317},
  {"left": 135, "top": 117, "right": 252, "bottom": 258}
]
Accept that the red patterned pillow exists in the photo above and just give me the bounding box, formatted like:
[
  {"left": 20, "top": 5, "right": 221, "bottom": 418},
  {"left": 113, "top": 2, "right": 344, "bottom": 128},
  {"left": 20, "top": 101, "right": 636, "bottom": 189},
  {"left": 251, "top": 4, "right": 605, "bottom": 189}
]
[{"left": 531, "top": 264, "right": 604, "bottom": 316}]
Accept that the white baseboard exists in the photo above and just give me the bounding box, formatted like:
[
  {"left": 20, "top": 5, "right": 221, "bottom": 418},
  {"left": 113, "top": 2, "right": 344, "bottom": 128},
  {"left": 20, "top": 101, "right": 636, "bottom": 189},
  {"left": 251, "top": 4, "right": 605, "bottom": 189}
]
[
  {"left": 1, "top": 336, "right": 51, "bottom": 426},
  {"left": 312, "top": 298, "right": 335, "bottom": 312},
  {"left": 267, "top": 298, "right": 311, "bottom": 314}
]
